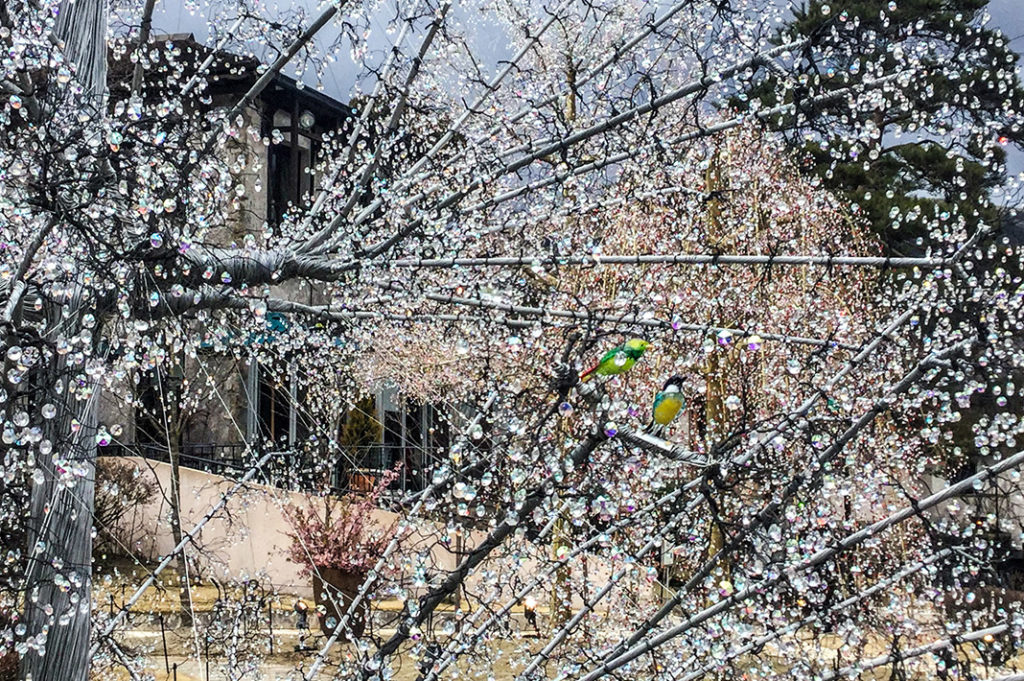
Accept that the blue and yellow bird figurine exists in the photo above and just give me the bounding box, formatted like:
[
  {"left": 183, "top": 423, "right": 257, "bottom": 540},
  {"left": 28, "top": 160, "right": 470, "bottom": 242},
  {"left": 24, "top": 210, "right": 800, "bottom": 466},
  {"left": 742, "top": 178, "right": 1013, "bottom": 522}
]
[
  {"left": 579, "top": 338, "right": 651, "bottom": 382},
  {"left": 647, "top": 375, "right": 685, "bottom": 436}
]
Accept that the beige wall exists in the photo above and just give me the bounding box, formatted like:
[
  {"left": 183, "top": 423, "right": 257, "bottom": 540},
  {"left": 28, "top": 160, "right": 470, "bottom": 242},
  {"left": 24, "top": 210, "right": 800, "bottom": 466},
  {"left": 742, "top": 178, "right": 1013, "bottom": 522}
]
[
  {"left": 106, "top": 457, "right": 618, "bottom": 610},
  {"left": 112, "top": 457, "right": 462, "bottom": 596}
]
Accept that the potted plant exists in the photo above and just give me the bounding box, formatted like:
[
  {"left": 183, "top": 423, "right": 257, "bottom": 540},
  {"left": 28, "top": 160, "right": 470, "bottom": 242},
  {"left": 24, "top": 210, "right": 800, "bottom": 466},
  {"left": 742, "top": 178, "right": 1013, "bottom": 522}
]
[{"left": 285, "top": 468, "right": 400, "bottom": 640}]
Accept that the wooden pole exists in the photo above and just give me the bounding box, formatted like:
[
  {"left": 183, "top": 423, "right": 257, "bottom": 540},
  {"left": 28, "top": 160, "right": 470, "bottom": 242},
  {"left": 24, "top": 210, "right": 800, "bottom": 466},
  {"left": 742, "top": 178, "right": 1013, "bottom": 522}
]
[
  {"left": 549, "top": 52, "right": 579, "bottom": 632},
  {"left": 702, "top": 147, "right": 732, "bottom": 576}
]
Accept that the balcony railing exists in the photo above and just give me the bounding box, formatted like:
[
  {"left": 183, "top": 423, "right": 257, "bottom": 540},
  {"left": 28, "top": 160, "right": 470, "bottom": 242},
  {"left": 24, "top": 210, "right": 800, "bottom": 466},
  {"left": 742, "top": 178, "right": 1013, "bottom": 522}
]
[{"left": 115, "top": 442, "right": 446, "bottom": 497}]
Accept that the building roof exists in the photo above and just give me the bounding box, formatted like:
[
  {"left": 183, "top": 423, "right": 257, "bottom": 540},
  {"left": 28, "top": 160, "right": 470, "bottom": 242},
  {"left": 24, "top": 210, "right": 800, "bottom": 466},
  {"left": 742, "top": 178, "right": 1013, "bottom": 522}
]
[{"left": 108, "top": 33, "right": 349, "bottom": 126}]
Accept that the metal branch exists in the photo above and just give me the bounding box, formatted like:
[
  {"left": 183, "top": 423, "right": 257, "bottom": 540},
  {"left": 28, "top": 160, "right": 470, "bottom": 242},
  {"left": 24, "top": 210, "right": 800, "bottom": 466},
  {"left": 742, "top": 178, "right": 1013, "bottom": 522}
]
[
  {"left": 180, "top": 15, "right": 246, "bottom": 96},
  {"left": 615, "top": 428, "right": 708, "bottom": 464},
  {"left": 299, "top": 0, "right": 574, "bottom": 255},
  {"left": 392, "top": 0, "right": 701, "bottom": 194},
  {"left": 291, "top": 0, "right": 426, "bottom": 244},
  {"left": 313, "top": 40, "right": 810, "bottom": 260},
  {"left": 422, "top": 475, "right": 701, "bottom": 681},
  {"left": 129, "top": 0, "right": 158, "bottom": 96},
  {"left": 222, "top": 6, "right": 341, "bottom": 124},
  {"left": 422, "top": 289, "right": 857, "bottom": 349},
  {"left": 302, "top": 393, "right": 501, "bottom": 679},
  {"left": 184, "top": 2, "right": 346, "bottom": 172},
  {"left": 175, "top": 246, "right": 361, "bottom": 283},
  {"left": 363, "top": 430, "right": 609, "bottom": 676},
  {"left": 153, "top": 287, "right": 537, "bottom": 328},
  {"left": 579, "top": 444, "right": 1024, "bottom": 681},
  {"left": 672, "top": 549, "right": 955, "bottom": 681},
  {"left": 458, "top": 72, "right": 908, "bottom": 216},
  {"left": 819, "top": 623, "right": 1009, "bottom": 681},
  {"left": 2, "top": 215, "right": 60, "bottom": 326},
  {"left": 512, "top": 514, "right": 693, "bottom": 681},
  {"left": 466, "top": 41, "right": 808, "bottom": 188},
  {"left": 428, "top": 332, "right": 969, "bottom": 681},
  {"left": 391, "top": 253, "right": 951, "bottom": 269},
  {"left": 600, "top": 335, "right": 972, "bottom": 664}
]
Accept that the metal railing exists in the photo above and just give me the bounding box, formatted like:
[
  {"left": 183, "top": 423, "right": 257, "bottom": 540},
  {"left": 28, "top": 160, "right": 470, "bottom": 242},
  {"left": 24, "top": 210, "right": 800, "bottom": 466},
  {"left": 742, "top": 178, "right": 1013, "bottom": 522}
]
[
  {"left": 120, "top": 442, "right": 300, "bottom": 487},
  {"left": 335, "top": 443, "right": 447, "bottom": 493}
]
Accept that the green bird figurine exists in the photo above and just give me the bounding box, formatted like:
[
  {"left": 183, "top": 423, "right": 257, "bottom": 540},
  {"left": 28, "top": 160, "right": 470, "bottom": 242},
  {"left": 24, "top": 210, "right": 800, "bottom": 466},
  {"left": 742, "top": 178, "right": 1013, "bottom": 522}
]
[
  {"left": 579, "top": 338, "right": 651, "bottom": 382},
  {"left": 647, "top": 375, "right": 685, "bottom": 436}
]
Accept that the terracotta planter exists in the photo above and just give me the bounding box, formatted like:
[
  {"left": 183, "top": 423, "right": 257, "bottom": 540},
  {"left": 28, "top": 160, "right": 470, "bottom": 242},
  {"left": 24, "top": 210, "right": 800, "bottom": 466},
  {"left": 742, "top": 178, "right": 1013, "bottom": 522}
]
[
  {"left": 311, "top": 567, "right": 370, "bottom": 639},
  {"left": 348, "top": 472, "right": 377, "bottom": 493}
]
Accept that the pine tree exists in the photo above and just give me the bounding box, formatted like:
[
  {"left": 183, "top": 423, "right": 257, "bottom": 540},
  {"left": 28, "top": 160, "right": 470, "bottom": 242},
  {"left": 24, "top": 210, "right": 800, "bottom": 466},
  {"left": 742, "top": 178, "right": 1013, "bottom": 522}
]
[{"left": 736, "top": 0, "right": 1024, "bottom": 252}]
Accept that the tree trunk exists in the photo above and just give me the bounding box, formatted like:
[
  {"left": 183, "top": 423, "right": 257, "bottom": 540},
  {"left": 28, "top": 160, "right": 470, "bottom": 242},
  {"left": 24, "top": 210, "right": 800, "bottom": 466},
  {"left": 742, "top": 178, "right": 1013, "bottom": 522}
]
[
  {"left": 550, "top": 515, "right": 571, "bottom": 629},
  {"left": 704, "top": 350, "right": 728, "bottom": 563},
  {"left": 16, "top": 1, "right": 108, "bottom": 676},
  {"left": 168, "top": 427, "right": 194, "bottom": 627},
  {"left": 703, "top": 148, "right": 732, "bottom": 572}
]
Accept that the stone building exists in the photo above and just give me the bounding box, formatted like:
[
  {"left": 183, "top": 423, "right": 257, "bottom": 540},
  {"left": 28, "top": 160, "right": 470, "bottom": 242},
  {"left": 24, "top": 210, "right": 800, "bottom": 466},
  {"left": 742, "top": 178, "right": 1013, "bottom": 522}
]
[{"left": 102, "top": 35, "right": 447, "bottom": 493}]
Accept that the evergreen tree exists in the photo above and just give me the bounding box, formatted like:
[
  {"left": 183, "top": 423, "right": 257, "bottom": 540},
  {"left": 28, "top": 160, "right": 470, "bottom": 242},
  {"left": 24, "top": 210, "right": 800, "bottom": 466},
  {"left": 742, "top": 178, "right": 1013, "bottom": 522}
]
[
  {"left": 339, "top": 397, "right": 383, "bottom": 455},
  {"left": 736, "top": 0, "right": 1024, "bottom": 252}
]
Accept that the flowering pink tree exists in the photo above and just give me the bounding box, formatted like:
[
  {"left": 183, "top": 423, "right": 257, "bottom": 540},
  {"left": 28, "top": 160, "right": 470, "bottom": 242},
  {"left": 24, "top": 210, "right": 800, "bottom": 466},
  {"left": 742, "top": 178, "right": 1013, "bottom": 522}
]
[{"left": 285, "top": 467, "right": 401, "bottom": 576}]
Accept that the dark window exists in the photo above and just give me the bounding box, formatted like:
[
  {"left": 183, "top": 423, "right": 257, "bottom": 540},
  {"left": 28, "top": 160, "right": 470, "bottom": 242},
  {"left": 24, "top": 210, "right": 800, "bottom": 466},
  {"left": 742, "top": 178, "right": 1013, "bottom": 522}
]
[
  {"left": 135, "top": 370, "right": 164, "bottom": 448},
  {"left": 382, "top": 409, "right": 403, "bottom": 470},
  {"left": 257, "top": 370, "right": 289, "bottom": 445},
  {"left": 267, "top": 143, "right": 292, "bottom": 228},
  {"left": 266, "top": 127, "right": 317, "bottom": 230},
  {"left": 256, "top": 365, "right": 307, "bottom": 447}
]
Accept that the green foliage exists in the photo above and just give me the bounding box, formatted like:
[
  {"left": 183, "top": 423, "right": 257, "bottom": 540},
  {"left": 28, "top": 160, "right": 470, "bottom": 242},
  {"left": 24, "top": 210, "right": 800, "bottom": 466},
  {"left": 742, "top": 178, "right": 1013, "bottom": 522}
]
[
  {"left": 735, "top": 0, "right": 1024, "bottom": 251},
  {"left": 339, "top": 396, "right": 383, "bottom": 453}
]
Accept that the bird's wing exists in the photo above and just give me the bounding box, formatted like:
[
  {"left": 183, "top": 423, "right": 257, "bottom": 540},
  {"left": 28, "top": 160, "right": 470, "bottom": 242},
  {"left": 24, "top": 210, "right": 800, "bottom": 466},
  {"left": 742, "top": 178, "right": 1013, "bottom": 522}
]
[{"left": 580, "top": 346, "right": 622, "bottom": 379}]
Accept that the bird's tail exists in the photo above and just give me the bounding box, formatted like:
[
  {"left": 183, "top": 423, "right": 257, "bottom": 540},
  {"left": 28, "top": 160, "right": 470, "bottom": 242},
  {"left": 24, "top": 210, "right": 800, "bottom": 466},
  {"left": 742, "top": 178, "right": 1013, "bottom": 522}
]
[
  {"left": 578, "top": 364, "right": 598, "bottom": 382},
  {"left": 645, "top": 420, "right": 665, "bottom": 437}
]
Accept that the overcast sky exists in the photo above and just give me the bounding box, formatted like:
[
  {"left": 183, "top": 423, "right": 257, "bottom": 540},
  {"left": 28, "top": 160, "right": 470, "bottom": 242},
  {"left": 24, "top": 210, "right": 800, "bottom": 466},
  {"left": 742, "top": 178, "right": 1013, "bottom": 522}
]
[
  {"left": 985, "top": 0, "right": 1024, "bottom": 179},
  {"left": 148, "top": 0, "right": 1024, "bottom": 95},
  {"left": 990, "top": 0, "right": 1024, "bottom": 49},
  {"left": 146, "top": 0, "right": 1024, "bottom": 182}
]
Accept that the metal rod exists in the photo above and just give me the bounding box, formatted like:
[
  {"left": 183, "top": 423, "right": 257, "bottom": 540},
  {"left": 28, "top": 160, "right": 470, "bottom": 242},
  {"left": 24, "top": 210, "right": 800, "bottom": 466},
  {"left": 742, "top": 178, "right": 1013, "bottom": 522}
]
[
  {"left": 580, "top": 444, "right": 1024, "bottom": 681},
  {"left": 391, "top": 253, "right": 949, "bottom": 269},
  {"left": 268, "top": 600, "right": 274, "bottom": 656},
  {"left": 422, "top": 290, "right": 856, "bottom": 350}
]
